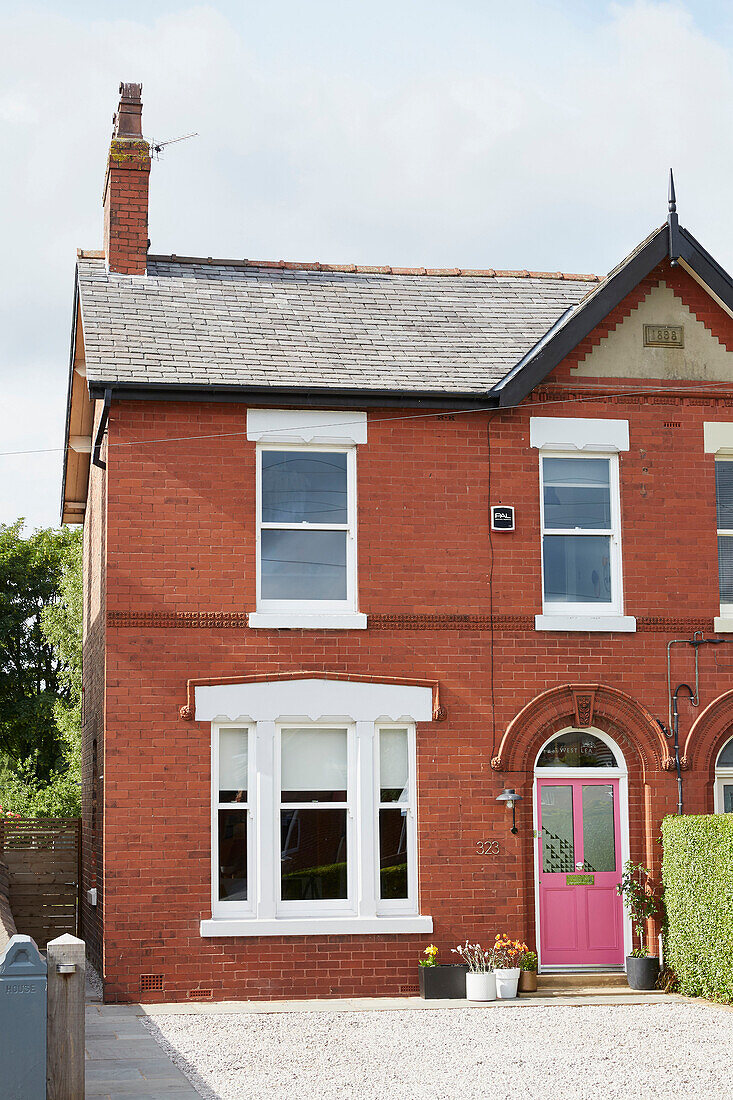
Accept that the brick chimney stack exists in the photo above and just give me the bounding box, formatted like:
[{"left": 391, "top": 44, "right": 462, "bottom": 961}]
[{"left": 102, "top": 82, "right": 151, "bottom": 275}]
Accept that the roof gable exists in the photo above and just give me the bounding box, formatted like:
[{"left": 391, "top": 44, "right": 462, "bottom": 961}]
[{"left": 492, "top": 221, "right": 733, "bottom": 406}]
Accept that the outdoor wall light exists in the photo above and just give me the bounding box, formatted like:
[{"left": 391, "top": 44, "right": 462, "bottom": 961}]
[{"left": 496, "top": 788, "right": 523, "bottom": 834}]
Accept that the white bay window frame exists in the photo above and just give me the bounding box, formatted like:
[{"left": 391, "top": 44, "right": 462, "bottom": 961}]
[
  {"left": 199, "top": 678, "right": 432, "bottom": 937},
  {"left": 276, "top": 723, "right": 357, "bottom": 917},
  {"left": 212, "top": 725, "right": 255, "bottom": 920},
  {"left": 375, "top": 725, "right": 418, "bottom": 916}
]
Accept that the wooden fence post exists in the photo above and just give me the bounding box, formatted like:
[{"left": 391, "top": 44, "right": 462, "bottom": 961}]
[{"left": 47, "top": 934, "right": 85, "bottom": 1100}]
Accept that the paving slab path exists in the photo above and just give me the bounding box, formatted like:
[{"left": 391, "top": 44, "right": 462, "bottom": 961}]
[{"left": 85, "top": 1003, "right": 202, "bottom": 1099}]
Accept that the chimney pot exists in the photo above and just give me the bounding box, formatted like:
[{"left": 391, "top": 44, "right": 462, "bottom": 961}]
[{"left": 103, "top": 81, "right": 150, "bottom": 274}]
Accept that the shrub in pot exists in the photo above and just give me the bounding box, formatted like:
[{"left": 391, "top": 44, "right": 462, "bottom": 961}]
[
  {"left": 518, "top": 950, "right": 538, "bottom": 993},
  {"left": 418, "top": 944, "right": 467, "bottom": 999},
  {"left": 452, "top": 941, "right": 496, "bottom": 1001},
  {"left": 617, "top": 861, "right": 662, "bottom": 990},
  {"left": 491, "top": 934, "right": 528, "bottom": 1000}
]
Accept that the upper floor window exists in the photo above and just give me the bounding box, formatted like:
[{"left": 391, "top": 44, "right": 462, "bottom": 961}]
[
  {"left": 258, "top": 447, "right": 356, "bottom": 608},
  {"left": 247, "top": 410, "right": 367, "bottom": 629},
  {"left": 715, "top": 459, "right": 733, "bottom": 616},
  {"left": 540, "top": 453, "right": 622, "bottom": 615},
  {"left": 529, "top": 418, "right": 633, "bottom": 632}
]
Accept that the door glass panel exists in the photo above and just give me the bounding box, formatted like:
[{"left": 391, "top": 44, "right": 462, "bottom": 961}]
[
  {"left": 724, "top": 784, "right": 733, "bottom": 813},
  {"left": 540, "top": 785, "right": 575, "bottom": 873},
  {"left": 582, "top": 784, "right": 616, "bottom": 872},
  {"left": 537, "top": 731, "right": 618, "bottom": 768}
]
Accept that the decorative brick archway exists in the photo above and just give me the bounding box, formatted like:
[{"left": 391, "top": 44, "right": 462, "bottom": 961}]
[
  {"left": 491, "top": 684, "right": 666, "bottom": 782},
  {"left": 682, "top": 689, "right": 733, "bottom": 778}
]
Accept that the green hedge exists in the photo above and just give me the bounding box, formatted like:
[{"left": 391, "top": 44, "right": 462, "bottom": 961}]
[{"left": 662, "top": 814, "right": 733, "bottom": 1002}]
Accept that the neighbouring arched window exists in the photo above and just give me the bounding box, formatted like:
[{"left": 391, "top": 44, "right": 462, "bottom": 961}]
[
  {"left": 536, "top": 730, "right": 619, "bottom": 769},
  {"left": 715, "top": 736, "right": 733, "bottom": 812}
]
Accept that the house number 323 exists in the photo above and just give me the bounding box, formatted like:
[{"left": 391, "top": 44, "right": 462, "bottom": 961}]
[{"left": 476, "top": 840, "right": 500, "bottom": 856}]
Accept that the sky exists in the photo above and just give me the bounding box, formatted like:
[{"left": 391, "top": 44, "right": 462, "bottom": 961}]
[{"left": 1, "top": 0, "right": 733, "bottom": 530}]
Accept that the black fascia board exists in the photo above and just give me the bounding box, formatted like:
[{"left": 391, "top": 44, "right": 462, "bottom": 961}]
[
  {"left": 490, "top": 226, "right": 669, "bottom": 408},
  {"left": 86, "top": 380, "right": 501, "bottom": 411},
  {"left": 59, "top": 274, "right": 80, "bottom": 524},
  {"left": 678, "top": 227, "right": 733, "bottom": 313}
]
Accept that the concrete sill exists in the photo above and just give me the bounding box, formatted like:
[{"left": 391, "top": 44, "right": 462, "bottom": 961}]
[
  {"left": 535, "top": 614, "right": 636, "bottom": 633},
  {"left": 200, "top": 915, "right": 433, "bottom": 937},
  {"left": 248, "top": 612, "right": 367, "bottom": 630}
]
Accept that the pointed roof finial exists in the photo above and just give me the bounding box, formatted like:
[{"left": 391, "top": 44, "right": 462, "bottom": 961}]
[{"left": 667, "top": 169, "right": 680, "bottom": 265}]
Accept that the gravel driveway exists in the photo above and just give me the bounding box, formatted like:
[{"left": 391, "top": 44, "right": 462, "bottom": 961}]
[{"left": 142, "top": 1002, "right": 732, "bottom": 1100}]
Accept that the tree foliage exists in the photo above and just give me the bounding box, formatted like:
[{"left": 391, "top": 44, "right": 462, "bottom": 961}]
[{"left": 0, "top": 522, "right": 82, "bottom": 815}]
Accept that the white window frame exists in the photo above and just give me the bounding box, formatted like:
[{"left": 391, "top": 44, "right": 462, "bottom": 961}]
[
  {"left": 276, "top": 722, "right": 357, "bottom": 918},
  {"left": 251, "top": 442, "right": 366, "bottom": 629},
  {"left": 715, "top": 457, "right": 733, "bottom": 620},
  {"left": 375, "top": 724, "right": 418, "bottom": 916},
  {"left": 538, "top": 449, "right": 624, "bottom": 618},
  {"left": 714, "top": 737, "right": 733, "bottom": 812},
  {"left": 200, "top": 679, "right": 432, "bottom": 937},
  {"left": 212, "top": 724, "right": 255, "bottom": 920}
]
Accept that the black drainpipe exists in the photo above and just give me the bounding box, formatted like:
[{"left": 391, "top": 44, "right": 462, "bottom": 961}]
[
  {"left": 671, "top": 684, "right": 695, "bottom": 815},
  {"left": 92, "top": 388, "right": 112, "bottom": 471}
]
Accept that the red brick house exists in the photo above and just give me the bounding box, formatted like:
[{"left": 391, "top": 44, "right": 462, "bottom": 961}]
[{"left": 63, "top": 84, "right": 733, "bottom": 1002}]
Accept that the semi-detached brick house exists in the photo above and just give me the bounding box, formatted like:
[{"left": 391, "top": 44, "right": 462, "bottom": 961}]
[{"left": 62, "top": 83, "right": 733, "bottom": 1002}]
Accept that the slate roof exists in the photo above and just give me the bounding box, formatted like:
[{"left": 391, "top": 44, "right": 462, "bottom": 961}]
[{"left": 76, "top": 254, "right": 599, "bottom": 396}]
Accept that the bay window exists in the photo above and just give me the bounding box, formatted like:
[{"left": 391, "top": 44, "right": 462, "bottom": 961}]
[{"left": 200, "top": 676, "right": 433, "bottom": 937}]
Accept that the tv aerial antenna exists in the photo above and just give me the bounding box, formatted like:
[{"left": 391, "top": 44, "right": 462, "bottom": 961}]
[{"left": 150, "top": 132, "right": 198, "bottom": 159}]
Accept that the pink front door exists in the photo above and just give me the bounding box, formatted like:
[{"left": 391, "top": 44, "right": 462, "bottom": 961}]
[{"left": 537, "top": 778, "right": 624, "bottom": 967}]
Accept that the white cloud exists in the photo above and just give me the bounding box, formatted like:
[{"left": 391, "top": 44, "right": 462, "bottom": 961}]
[{"left": 1, "top": 1, "right": 732, "bottom": 528}]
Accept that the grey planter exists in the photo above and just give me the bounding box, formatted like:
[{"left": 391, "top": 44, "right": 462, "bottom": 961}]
[
  {"left": 626, "top": 955, "right": 659, "bottom": 990},
  {"left": 418, "top": 964, "right": 468, "bottom": 999}
]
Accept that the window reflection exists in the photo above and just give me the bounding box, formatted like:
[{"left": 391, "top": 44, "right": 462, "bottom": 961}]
[{"left": 537, "top": 731, "right": 617, "bottom": 769}]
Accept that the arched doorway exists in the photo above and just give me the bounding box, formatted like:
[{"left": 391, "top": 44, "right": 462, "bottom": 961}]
[
  {"left": 714, "top": 737, "right": 733, "bottom": 812},
  {"left": 533, "top": 727, "right": 630, "bottom": 970}
]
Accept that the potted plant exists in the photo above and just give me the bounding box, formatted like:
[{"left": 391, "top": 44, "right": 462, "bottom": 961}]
[
  {"left": 452, "top": 941, "right": 496, "bottom": 1001},
  {"left": 617, "top": 860, "right": 662, "bottom": 990},
  {"left": 491, "top": 934, "right": 527, "bottom": 999},
  {"left": 518, "top": 949, "right": 538, "bottom": 993},
  {"left": 417, "top": 944, "right": 467, "bottom": 999}
]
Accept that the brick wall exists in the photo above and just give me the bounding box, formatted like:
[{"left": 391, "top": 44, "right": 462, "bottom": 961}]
[
  {"left": 81, "top": 402, "right": 107, "bottom": 973},
  {"left": 89, "top": 261, "right": 733, "bottom": 1002}
]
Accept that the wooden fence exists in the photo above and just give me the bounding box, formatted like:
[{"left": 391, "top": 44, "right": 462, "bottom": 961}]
[{"left": 0, "top": 818, "right": 81, "bottom": 948}]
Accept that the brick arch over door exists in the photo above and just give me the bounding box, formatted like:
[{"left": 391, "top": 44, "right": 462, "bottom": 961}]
[
  {"left": 682, "top": 689, "right": 733, "bottom": 777},
  {"left": 492, "top": 684, "right": 666, "bottom": 783}
]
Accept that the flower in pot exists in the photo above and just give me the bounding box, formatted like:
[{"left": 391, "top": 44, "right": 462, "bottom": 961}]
[
  {"left": 452, "top": 941, "right": 496, "bottom": 1001},
  {"left": 417, "top": 944, "right": 467, "bottom": 999},
  {"left": 518, "top": 949, "right": 538, "bottom": 993},
  {"left": 616, "top": 860, "right": 662, "bottom": 990},
  {"left": 490, "top": 935, "right": 528, "bottom": 999}
]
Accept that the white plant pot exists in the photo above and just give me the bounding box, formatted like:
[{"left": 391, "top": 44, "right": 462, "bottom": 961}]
[
  {"left": 495, "top": 967, "right": 520, "bottom": 999},
  {"left": 465, "top": 971, "right": 496, "bottom": 1001}
]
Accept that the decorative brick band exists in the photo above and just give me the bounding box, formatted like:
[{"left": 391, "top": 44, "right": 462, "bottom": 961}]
[
  {"left": 108, "top": 610, "right": 716, "bottom": 633},
  {"left": 107, "top": 611, "right": 248, "bottom": 629},
  {"left": 369, "top": 614, "right": 533, "bottom": 630}
]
